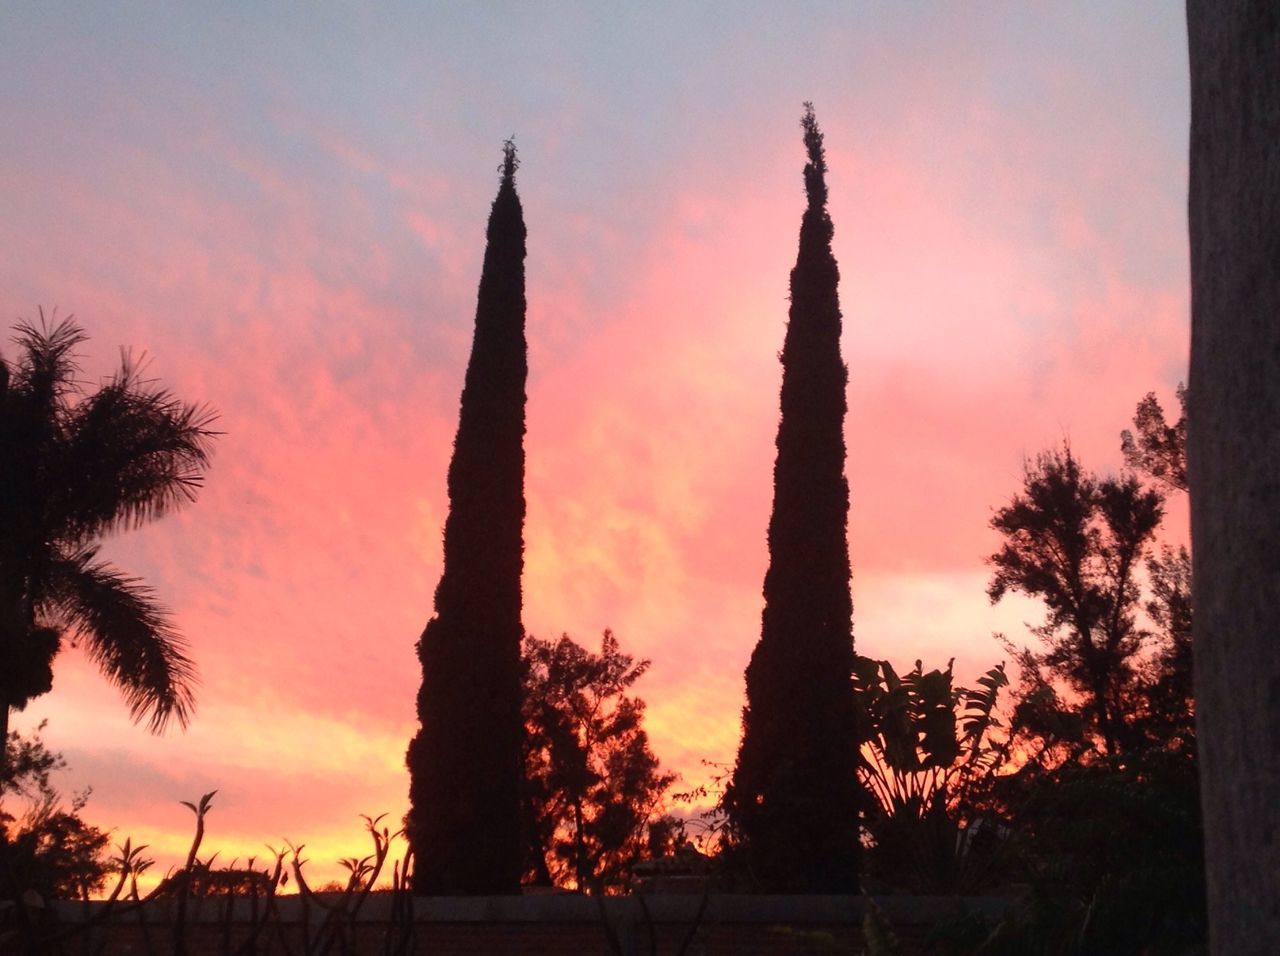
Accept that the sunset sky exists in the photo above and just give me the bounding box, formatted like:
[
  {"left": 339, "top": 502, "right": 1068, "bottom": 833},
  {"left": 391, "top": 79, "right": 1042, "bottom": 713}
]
[{"left": 1, "top": 3, "right": 1190, "bottom": 887}]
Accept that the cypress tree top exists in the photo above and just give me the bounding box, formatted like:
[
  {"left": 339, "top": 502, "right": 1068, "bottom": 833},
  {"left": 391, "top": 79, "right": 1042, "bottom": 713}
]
[
  {"left": 801, "top": 106, "right": 830, "bottom": 219},
  {"left": 432, "top": 139, "right": 526, "bottom": 633}
]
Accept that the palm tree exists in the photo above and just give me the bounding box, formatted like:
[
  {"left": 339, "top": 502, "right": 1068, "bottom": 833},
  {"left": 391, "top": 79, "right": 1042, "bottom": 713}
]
[{"left": 0, "top": 315, "right": 216, "bottom": 782}]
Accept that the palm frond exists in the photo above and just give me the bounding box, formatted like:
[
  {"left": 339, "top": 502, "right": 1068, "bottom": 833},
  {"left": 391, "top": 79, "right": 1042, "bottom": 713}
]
[
  {"left": 55, "top": 353, "right": 217, "bottom": 540},
  {"left": 9, "top": 314, "right": 86, "bottom": 412},
  {"left": 48, "top": 548, "right": 197, "bottom": 731},
  {"left": 1, "top": 318, "right": 82, "bottom": 537}
]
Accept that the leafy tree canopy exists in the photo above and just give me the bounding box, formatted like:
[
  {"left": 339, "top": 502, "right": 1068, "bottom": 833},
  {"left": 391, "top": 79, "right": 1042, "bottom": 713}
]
[
  {"left": 988, "top": 445, "right": 1163, "bottom": 758},
  {"left": 1121, "top": 384, "right": 1187, "bottom": 493},
  {"left": 1, "top": 724, "right": 111, "bottom": 901},
  {"left": 521, "top": 631, "right": 678, "bottom": 893},
  {"left": 969, "top": 398, "right": 1203, "bottom": 949}
]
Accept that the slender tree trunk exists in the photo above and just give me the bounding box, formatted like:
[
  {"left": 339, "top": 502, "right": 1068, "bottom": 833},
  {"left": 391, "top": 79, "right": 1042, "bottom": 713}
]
[{"left": 1187, "top": 3, "right": 1280, "bottom": 950}]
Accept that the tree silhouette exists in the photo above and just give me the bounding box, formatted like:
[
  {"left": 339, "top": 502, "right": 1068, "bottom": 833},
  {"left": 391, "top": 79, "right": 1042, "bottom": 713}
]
[
  {"left": 1121, "top": 390, "right": 1194, "bottom": 751},
  {"left": 978, "top": 431, "right": 1204, "bottom": 948},
  {"left": 406, "top": 142, "right": 528, "bottom": 895},
  {"left": 521, "top": 631, "right": 677, "bottom": 893},
  {"left": 988, "top": 445, "right": 1163, "bottom": 758},
  {"left": 726, "top": 105, "right": 860, "bottom": 892},
  {"left": 1140, "top": 543, "right": 1195, "bottom": 750},
  {"left": 0, "top": 317, "right": 214, "bottom": 782},
  {"left": 1121, "top": 385, "right": 1187, "bottom": 493},
  {"left": 2, "top": 723, "right": 111, "bottom": 900}
]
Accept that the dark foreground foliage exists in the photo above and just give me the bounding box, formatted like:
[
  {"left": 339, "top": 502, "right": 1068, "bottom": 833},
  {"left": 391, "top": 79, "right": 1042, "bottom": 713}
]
[
  {"left": 1, "top": 789, "right": 418, "bottom": 955},
  {"left": 932, "top": 389, "right": 1204, "bottom": 954},
  {"left": 1, "top": 725, "right": 111, "bottom": 903},
  {"left": 856, "top": 658, "right": 1010, "bottom": 896}
]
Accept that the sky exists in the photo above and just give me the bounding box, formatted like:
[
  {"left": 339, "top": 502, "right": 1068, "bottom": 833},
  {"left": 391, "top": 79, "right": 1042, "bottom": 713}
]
[{"left": 0, "top": 2, "right": 1190, "bottom": 889}]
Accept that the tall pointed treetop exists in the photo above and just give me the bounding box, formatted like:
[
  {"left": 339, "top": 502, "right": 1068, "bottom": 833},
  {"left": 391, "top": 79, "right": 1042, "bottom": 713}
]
[
  {"left": 501, "top": 137, "right": 518, "bottom": 181},
  {"left": 801, "top": 102, "right": 830, "bottom": 213}
]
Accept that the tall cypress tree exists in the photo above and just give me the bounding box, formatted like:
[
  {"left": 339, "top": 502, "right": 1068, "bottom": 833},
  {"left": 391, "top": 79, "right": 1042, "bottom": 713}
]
[
  {"left": 407, "top": 142, "right": 527, "bottom": 894},
  {"left": 727, "top": 105, "right": 860, "bottom": 892}
]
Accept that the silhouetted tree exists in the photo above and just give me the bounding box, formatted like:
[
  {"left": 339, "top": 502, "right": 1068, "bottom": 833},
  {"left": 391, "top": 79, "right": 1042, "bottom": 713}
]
[
  {"left": 407, "top": 142, "right": 528, "bottom": 895},
  {"left": 988, "top": 446, "right": 1164, "bottom": 758},
  {"left": 1140, "top": 543, "right": 1195, "bottom": 751},
  {"left": 2, "top": 724, "right": 111, "bottom": 900},
  {"left": 1122, "top": 388, "right": 1195, "bottom": 750},
  {"left": 0, "top": 317, "right": 214, "bottom": 782},
  {"left": 1121, "top": 385, "right": 1187, "bottom": 494},
  {"left": 726, "top": 104, "right": 860, "bottom": 892},
  {"left": 978, "top": 435, "right": 1205, "bottom": 950},
  {"left": 521, "top": 631, "right": 677, "bottom": 893}
]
